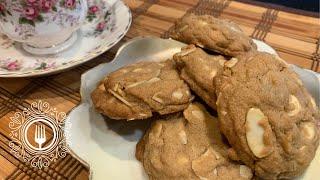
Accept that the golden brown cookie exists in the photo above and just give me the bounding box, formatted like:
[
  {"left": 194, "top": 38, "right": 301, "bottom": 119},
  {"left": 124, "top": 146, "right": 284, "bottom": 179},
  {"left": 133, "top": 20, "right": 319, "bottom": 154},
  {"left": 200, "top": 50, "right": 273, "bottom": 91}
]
[
  {"left": 173, "top": 45, "right": 226, "bottom": 109},
  {"left": 91, "top": 60, "right": 193, "bottom": 120},
  {"left": 170, "top": 14, "right": 257, "bottom": 57},
  {"left": 136, "top": 103, "right": 253, "bottom": 180},
  {"left": 215, "top": 52, "right": 320, "bottom": 179}
]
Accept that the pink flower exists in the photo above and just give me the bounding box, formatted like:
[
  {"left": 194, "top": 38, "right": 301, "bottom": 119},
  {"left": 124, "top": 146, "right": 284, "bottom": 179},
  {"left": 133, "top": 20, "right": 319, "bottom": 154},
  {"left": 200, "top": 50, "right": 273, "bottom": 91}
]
[
  {"left": 24, "top": 6, "right": 39, "bottom": 20},
  {"left": 5, "top": 60, "right": 21, "bottom": 71},
  {"left": 26, "top": 0, "right": 38, "bottom": 5},
  {"left": 96, "top": 22, "right": 106, "bottom": 31},
  {"left": 39, "top": 0, "right": 53, "bottom": 12},
  {"left": 65, "top": 0, "right": 76, "bottom": 9},
  {"left": 0, "top": 4, "right": 5, "bottom": 12},
  {"left": 89, "top": 5, "right": 99, "bottom": 14}
]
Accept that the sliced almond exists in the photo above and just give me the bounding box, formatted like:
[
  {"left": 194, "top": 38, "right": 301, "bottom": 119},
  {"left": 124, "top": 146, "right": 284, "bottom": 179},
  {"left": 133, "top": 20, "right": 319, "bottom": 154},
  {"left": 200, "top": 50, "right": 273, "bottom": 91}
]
[
  {"left": 126, "top": 80, "right": 147, "bottom": 89},
  {"left": 300, "top": 122, "right": 316, "bottom": 140},
  {"left": 152, "top": 93, "right": 164, "bottom": 104},
  {"left": 216, "top": 93, "right": 222, "bottom": 105},
  {"left": 172, "top": 90, "right": 184, "bottom": 100},
  {"left": 107, "top": 89, "right": 132, "bottom": 107},
  {"left": 288, "top": 95, "right": 301, "bottom": 116},
  {"left": 221, "top": 111, "right": 227, "bottom": 116},
  {"left": 225, "top": 58, "right": 238, "bottom": 68},
  {"left": 147, "top": 77, "right": 161, "bottom": 83},
  {"left": 176, "top": 46, "right": 196, "bottom": 57},
  {"left": 132, "top": 68, "right": 143, "bottom": 72},
  {"left": 179, "top": 25, "right": 188, "bottom": 32},
  {"left": 179, "top": 130, "right": 188, "bottom": 145},
  {"left": 113, "top": 83, "right": 119, "bottom": 91},
  {"left": 309, "top": 95, "right": 317, "bottom": 110},
  {"left": 246, "top": 108, "right": 273, "bottom": 158},
  {"left": 196, "top": 43, "right": 204, "bottom": 48},
  {"left": 239, "top": 165, "right": 253, "bottom": 179}
]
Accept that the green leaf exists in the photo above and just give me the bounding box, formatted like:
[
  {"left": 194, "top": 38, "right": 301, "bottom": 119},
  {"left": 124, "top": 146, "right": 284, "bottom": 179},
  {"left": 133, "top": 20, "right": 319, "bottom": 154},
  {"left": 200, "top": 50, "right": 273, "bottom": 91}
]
[
  {"left": 52, "top": 6, "right": 57, "bottom": 12},
  {"left": 37, "top": 15, "right": 44, "bottom": 22},
  {"left": 19, "top": 17, "right": 35, "bottom": 27}
]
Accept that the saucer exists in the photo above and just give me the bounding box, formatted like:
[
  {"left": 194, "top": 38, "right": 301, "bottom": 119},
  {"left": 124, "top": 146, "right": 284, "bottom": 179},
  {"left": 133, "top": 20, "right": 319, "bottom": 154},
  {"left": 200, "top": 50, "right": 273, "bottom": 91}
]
[
  {"left": 65, "top": 37, "right": 320, "bottom": 180},
  {"left": 0, "top": 0, "right": 132, "bottom": 77}
]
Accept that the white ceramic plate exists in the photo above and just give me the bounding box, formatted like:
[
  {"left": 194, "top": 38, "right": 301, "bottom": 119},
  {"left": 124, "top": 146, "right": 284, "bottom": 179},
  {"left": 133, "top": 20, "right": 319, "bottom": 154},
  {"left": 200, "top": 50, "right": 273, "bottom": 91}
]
[
  {"left": 66, "top": 37, "right": 320, "bottom": 180},
  {"left": 0, "top": 0, "right": 132, "bottom": 77}
]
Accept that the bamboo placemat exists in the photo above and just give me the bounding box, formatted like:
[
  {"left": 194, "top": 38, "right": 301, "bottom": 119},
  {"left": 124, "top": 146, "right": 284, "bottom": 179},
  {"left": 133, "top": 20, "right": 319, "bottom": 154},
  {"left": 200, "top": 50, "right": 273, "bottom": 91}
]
[{"left": 0, "top": 0, "right": 319, "bottom": 179}]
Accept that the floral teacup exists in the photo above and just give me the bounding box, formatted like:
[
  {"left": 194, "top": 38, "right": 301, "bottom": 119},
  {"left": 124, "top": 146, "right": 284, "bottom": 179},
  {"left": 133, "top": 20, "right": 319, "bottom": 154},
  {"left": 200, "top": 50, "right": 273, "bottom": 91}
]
[{"left": 0, "top": 0, "right": 89, "bottom": 54}]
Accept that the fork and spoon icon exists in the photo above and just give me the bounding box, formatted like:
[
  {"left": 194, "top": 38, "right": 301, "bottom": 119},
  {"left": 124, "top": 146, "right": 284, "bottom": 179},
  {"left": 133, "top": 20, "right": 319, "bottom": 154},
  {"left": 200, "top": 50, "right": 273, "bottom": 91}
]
[{"left": 34, "top": 124, "right": 46, "bottom": 150}]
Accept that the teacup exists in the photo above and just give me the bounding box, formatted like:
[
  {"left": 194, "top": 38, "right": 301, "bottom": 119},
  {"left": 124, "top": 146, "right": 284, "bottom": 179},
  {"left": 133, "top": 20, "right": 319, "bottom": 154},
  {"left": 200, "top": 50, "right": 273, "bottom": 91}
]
[{"left": 0, "top": 0, "right": 89, "bottom": 55}]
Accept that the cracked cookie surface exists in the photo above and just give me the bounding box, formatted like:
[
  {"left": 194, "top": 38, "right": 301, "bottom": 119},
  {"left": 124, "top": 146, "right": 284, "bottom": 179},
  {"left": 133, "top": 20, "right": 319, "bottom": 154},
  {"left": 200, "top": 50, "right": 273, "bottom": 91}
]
[
  {"left": 173, "top": 45, "right": 226, "bottom": 109},
  {"left": 170, "top": 14, "right": 257, "bottom": 57},
  {"left": 91, "top": 60, "right": 193, "bottom": 120},
  {"left": 215, "top": 52, "right": 320, "bottom": 179},
  {"left": 136, "top": 103, "right": 253, "bottom": 180}
]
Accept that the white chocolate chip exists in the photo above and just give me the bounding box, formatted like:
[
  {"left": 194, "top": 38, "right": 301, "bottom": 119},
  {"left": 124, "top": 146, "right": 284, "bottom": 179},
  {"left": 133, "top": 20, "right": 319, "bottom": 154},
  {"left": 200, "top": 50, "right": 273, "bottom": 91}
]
[
  {"left": 246, "top": 108, "right": 272, "bottom": 158},
  {"left": 179, "top": 130, "right": 188, "bottom": 145},
  {"left": 221, "top": 111, "right": 227, "bottom": 116},
  {"left": 219, "top": 59, "right": 226, "bottom": 66},
  {"left": 213, "top": 168, "right": 218, "bottom": 176},
  {"left": 192, "top": 148, "right": 216, "bottom": 179},
  {"left": 172, "top": 90, "right": 184, "bottom": 100},
  {"left": 225, "top": 58, "right": 238, "bottom": 68},
  {"left": 132, "top": 68, "right": 143, "bottom": 72},
  {"left": 177, "top": 47, "right": 196, "bottom": 57},
  {"left": 288, "top": 95, "right": 301, "bottom": 116},
  {"left": 210, "top": 69, "right": 217, "bottom": 79},
  {"left": 300, "top": 122, "right": 316, "bottom": 140},
  {"left": 198, "top": 20, "right": 208, "bottom": 26},
  {"left": 239, "top": 165, "right": 253, "bottom": 179},
  {"left": 191, "top": 110, "right": 205, "bottom": 121}
]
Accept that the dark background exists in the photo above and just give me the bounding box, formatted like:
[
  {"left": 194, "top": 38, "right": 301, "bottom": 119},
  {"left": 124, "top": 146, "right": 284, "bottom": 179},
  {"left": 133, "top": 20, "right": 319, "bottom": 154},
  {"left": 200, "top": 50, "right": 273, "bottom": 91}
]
[{"left": 256, "top": 0, "right": 319, "bottom": 12}]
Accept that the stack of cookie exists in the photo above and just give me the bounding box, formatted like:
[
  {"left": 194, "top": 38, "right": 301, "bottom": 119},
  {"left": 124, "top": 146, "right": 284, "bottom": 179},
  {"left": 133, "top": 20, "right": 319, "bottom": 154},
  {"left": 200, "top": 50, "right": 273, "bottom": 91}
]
[{"left": 91, "top": 14, "right": 320, "bottom": 180}]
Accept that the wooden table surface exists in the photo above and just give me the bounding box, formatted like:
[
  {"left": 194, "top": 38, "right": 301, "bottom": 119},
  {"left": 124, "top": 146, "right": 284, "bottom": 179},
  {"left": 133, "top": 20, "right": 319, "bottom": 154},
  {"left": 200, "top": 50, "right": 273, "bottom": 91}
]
[{"left": 0, "top": 0, "right": 319, "bottom": 179}]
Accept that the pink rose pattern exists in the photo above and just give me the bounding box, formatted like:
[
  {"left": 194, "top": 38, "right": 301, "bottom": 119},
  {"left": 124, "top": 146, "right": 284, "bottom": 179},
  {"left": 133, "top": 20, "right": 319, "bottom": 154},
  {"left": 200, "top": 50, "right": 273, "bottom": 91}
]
[
  {"left": 0, "top": 0, "right": 81, "bottom": 26},
  {"left": 0, "top": 59, "right": 21, "bottom": 71}
]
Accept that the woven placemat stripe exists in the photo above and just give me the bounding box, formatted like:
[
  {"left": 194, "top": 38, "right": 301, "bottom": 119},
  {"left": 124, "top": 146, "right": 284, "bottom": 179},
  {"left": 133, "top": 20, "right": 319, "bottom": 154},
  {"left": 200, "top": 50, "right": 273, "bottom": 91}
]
[
  {"left": 251, "top": 9, "right": 278, "bottom": 41},
  {"left": 311, "top": 37, "right": 320, "bottom": 72}
]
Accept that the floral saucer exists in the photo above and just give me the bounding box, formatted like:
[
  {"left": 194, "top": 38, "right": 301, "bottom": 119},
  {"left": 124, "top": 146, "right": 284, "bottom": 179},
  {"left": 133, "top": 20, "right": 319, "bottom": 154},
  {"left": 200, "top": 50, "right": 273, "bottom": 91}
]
[{"left": 0, "top": 0, "right": 132, "bottom": 77}]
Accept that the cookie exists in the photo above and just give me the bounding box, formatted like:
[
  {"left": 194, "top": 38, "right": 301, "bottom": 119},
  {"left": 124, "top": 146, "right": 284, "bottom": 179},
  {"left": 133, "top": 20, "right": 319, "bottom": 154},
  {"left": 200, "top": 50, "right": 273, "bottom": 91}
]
[
  {"left": 136, "top": 103, "right": 253, "bottom": 180},
  {"left": 173, "top": 45, "right": 226, "bottom": 109},
  {"left": 215, "top": 52, "right": 320, "bottom": 179},
  {"left": 170, "top": 14, "right": 257, "bottom": 57},
  {"left": 91, "top": 60, "right": 193, "bottom": 120}
]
